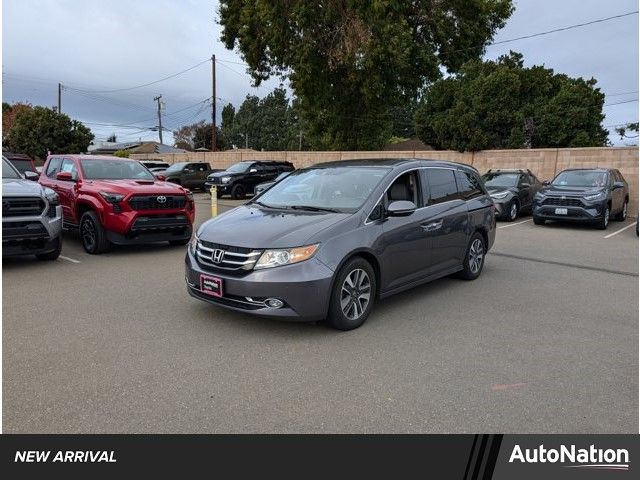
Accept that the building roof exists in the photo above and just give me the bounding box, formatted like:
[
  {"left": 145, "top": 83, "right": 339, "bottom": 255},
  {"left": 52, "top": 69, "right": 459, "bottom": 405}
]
[{"left": 88, "top": 141, "right": 186, "bottom": 155}]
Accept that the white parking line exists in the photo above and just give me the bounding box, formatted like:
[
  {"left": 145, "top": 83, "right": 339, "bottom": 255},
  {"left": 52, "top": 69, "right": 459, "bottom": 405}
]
[
  {"left": 59, "top": 255, "right": 81, "bottom": 264},
  {"left": 497, "top": 219, "right": 532, "bottom": 229},
  {"left": 604, "top": 222, "right": 637, "bottom": 239}
]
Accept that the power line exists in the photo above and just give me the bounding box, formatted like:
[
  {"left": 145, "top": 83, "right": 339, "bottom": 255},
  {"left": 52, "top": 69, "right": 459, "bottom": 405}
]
[
  {"left": 68, "top": 58, "right": 210, "bottom": 94},
  {"left": 487, "top": 11, "right": 638, "bottom": 47},
  {"left": 604, "top": 99, "right": 639, "bottom": 107}
]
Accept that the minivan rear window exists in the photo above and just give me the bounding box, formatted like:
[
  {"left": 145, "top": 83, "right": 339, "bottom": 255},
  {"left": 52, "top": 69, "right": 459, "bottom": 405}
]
[{"left": 425, "top": 168, "right": 458, "bottom": 205}]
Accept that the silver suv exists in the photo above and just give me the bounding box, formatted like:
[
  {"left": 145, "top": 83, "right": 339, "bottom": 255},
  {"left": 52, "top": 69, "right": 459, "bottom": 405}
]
[{"left": 2, "top": 156, "right": 63, "bottom": 260}]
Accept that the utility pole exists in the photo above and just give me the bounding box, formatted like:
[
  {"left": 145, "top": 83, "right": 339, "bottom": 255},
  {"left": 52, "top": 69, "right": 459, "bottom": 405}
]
[
  {"left": 58, "top": 83, "right": 62, "bottom": 114},
  {"left": 211, "top": 54, "right": 217, "bottom": 151},
  {"left": 298, "top": 130, "right": 303, "bottom": 151},
  {"left": 154, "top": 95, "right": 163, "bottom": 144},
  {"left": 245, "top": 133, "right": 248, "bottom": 149}
]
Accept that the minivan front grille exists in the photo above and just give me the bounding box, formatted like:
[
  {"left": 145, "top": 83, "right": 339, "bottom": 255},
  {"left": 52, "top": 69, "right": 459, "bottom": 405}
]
[
  {"left": 128, "top": 195, "right": 186, "bottom": 210},
  {"left": 2, "top": 197, "right": 45, "bottom": 217},
  {"left": 542, "top": 197, "right": 584, "bottom": 207},
  {"left": 195, "top": 240, "right": 262, "bottom": 273}
]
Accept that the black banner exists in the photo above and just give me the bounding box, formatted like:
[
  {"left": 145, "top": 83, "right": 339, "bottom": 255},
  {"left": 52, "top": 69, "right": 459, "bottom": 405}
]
[{"left": 0, "top": 434, "right": 637, "bottom": 478}]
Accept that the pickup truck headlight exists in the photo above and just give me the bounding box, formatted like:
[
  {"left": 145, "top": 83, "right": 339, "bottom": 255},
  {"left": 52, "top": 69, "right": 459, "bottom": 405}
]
[
  {"left": 185, "top": 190, "right": 194, "bottom": 201},
  {"left": 583, "top": 191, "right": 606, "bottom": 201},
  {"left": 221, "top": 176, "right": 231, "bottom": 183},
  {"left": 99, "top": 191, "right": 125, "bottom": 203},
  {"left": 44, "top": 188, "right": 59, "bottom": 206},
  {"left": 254, "top": 244, "right": 319, "bottom": 270},
  {"left": 490, "top": 191, "right": 509, "bottom": 199}
]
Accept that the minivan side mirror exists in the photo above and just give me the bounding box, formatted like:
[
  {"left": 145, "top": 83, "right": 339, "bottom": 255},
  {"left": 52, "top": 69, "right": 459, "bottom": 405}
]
[
  {"left": 56, "top": 171, "right": 74, "bottom": 182},
  {"left": 387, "top": 200, "right": 417, "bottom": 217},
  {"left": 24, "top": 171, "right": 39, "bottom": 181},
  {"left": 613, "top": 181, "right": 625, "bottom": 189}
]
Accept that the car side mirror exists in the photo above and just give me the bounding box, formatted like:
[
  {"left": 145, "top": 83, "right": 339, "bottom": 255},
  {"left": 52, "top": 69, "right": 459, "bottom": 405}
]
[
  {"left": 249, "top": 168, "right": 258, "bottom": 173},
  {"left": 542, "top": 180, "right": 550, "bottom": 186},
  {"left": 613, "top": 181, "right": 625, "bottom": 189},
  {"left": 155, "top": 174, "right": 166, "bottom": 181},
  {"left": 24, "top": 171, "right": 39, "bottom": 181},
  {"left": 387, "top": 200, "right": 417, "bottom": 217},
  {"left": 56, "top": 171, "right": 74, "bottom": 182}
]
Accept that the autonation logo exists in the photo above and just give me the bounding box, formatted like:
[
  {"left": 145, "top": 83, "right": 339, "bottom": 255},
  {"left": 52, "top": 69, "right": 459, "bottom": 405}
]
[{"left": 509, "top": 444, "right": 630, "bottom": 471}]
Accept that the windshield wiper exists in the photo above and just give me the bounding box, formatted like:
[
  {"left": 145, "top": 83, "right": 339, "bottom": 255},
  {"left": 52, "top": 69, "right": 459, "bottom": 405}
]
[{"left": 290, "top": 205, "right": 340, "bottom": 213}]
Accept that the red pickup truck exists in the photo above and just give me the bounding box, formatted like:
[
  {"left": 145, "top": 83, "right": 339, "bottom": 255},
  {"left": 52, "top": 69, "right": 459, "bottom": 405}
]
[{"left": 39, "top": 155, "right": 195, "bottom": 254}]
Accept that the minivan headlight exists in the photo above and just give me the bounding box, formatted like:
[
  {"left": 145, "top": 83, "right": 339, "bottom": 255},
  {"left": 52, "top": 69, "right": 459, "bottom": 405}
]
[
  {"left": 584, "top": 191, "right": 606, "bottom": 201},
  {"left": 254, "top": 244, "right": 319, "bottom": 269},
  {"left": 190, "top": 233, "right": 199, "bottom": 254}
]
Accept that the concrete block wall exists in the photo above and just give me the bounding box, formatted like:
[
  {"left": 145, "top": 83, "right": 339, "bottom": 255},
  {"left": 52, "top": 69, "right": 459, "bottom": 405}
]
[{"left": 130, "top": 146, "right": 638, "bottom": 215}]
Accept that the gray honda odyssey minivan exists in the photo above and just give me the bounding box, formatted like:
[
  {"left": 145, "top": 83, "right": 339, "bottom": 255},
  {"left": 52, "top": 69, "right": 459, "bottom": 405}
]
[{"left": 185, "top": 159, "right": 496, "bottom": 330}]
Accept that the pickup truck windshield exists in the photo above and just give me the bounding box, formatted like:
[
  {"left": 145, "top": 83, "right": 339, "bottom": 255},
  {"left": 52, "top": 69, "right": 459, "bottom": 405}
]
[
  {"left": 2, "top": 158, "right": 21, "bottom": 179},
  {"left": 163, "top": 162, "right": 188, "bottom": 173},
  {"left": 255, "top": 167, "right": 390, "bottom": 213},
  {"left": 80, "top": 159, "right": 156, "bottom": 180}
]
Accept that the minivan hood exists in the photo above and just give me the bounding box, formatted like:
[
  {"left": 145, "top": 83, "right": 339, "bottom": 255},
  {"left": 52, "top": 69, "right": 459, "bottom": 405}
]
[
  {"left": 198, "top": 205, "right": 350, "bottom": 248},
  {"left": 540, "top": 185, "right": 604, "bottom": 196},
  {"left": 82, "top": 179, "right": 186, "bottom": 195},
  {"left": 2, "top": 178, "right": 45, "bottom": 196}
]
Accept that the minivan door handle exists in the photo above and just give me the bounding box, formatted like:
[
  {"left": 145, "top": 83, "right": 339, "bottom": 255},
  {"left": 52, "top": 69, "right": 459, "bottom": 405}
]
[{"left": 421, "top": 220, "right": 443, "bottom": 231}]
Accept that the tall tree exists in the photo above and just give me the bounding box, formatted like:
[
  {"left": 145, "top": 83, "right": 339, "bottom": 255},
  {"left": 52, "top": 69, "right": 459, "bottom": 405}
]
[
  {"left": 414, "top": 52, "right": 609, "bottom": 151},
  {"left": 5, "top": 106, "right": 93, "bottom": 158},
  {"left": 172, "top": 121, "right": 226, "bottom": 151},
  {"left": 2, "top": 102, "right": 34, "bottom": 140},
  {"left": 218, "top": 0, "right": 514, "bottom": 150}
]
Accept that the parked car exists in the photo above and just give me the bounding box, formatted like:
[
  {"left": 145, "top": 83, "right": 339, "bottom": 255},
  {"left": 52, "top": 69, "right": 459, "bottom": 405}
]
[
  {"left": 205, "top": 161, "right": 295, "bottom": 199},
  {"left": 186, "top": 159, "right": 496, "bottom": 330},
  {"left": 2, "top": 156, "right": 63, "bottom": 260},
  {"left": 532, "top": 168, "right": 629, "bottom": 229},
  {"left": 253, "top": 171, "right": 292, "bottom": 196},
  {"left": 3, "top": 152, "right": 38, "bottom": 176},
  {"left": 482, "top": 169, "right": 542, "bottom": 221},
  {"left": 39, "top": 155, "right": 195, "bottom": 254},
  {"left": 162, "top": 162, "right": 220, "bottom": 190},
  {"left": 140, "top": 160, "right": 170, "bottom": 171}
]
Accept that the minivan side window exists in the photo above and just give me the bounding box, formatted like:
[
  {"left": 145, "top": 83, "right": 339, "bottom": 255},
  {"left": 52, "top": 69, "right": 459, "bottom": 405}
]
[
  {"left": 455, "top": 170, "right": 483, "bottom": 200},
  {"left": 425, "top": 168, "right": 458, "bottom": 205},
  {"left": 46, "top": 157, "right": 63, "bottom": 178}
]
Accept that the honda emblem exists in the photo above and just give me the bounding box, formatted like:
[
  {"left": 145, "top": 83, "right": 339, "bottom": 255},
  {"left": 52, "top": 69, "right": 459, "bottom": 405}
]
[{"left": 212, "top": 249, "right": 225, "bottom": 263}]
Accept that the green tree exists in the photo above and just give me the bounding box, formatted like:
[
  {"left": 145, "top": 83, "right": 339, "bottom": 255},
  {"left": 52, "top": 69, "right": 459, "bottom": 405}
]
[
  {"left": 218, "top": 0, "right": 513, "bottom": 150},
  {"left": 2, "top": 102, "right": 34, "bottom": 140},
  {"left": 5, "top": 106, "right": 93, "bottom": 158},
  {"left": 414, "top": 52, "right": 608, "bottom": 151},
  {"left": 172, "top": 121, "right": 226, "bottom": 151},
  {"left": 615, "top": 122, "right": 639, "bottom": 140}
]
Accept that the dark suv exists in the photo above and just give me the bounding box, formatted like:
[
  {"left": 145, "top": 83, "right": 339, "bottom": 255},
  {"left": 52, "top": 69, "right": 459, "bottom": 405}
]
[
  {"left": 186, "top": 159, "right": 496, "bottom": 330},
  {"left": 205, "top": 161, "right": 295, "bottom": 199},
  {"left": 482, "top": 169, "right": 542, "bottom": 221},
  {"left": 163, "top": 162, "right": 219, "bottom": 190},
  {"left": 532, "top": 168, "right": 629, "bottom": 229}
]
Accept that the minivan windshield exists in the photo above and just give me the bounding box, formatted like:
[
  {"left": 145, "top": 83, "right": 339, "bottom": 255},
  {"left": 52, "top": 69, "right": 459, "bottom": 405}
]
[
  {"left": 482, "top": 172, "right": 519, "bottom": 188},
  {"left": 255, "top": 167, "right": 390, "bottom": 212},
  {"left": 552, "top": 170, "right": 607, "bottom": 187},
  {"left": 80, "top": 159, "right": 156, "bottom": 180}
]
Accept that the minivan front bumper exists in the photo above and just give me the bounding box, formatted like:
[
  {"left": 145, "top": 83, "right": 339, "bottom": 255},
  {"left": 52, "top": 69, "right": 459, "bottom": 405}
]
[{"left": 184, "top": 249, "right": 335, "bottom": 321}]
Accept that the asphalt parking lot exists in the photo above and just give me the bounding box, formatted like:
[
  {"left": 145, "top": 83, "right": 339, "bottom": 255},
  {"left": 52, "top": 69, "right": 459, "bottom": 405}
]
[{"left": 3, "top": 193, "right": 638, "bottom": 433}]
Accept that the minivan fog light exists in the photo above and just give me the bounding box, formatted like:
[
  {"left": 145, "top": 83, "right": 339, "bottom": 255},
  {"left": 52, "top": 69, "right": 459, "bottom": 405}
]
[{"left": 265, "top": 298, "right": 284, "bottom": 309}]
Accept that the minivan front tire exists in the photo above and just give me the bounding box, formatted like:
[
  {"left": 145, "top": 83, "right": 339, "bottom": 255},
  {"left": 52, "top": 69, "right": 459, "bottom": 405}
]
[{"left": 327, "top": 257, "right": 376, "bottom": 331}]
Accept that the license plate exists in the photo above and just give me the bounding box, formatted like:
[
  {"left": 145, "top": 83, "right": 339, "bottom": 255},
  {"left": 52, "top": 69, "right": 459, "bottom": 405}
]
[
  {"left": 200, "top": 274, "right": 223, "bottom": 297},
  {"left": 554, "top": 208, "right": 568, "bottom": 215}
]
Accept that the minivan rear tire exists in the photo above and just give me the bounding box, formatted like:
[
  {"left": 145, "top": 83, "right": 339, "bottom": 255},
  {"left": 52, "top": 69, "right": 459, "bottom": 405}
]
[
  {"left": 327, "top": 257, "right": 376, "bottom": 331},
  {"left": 456, "top": 232, "right": 486, "bottom": 281}
]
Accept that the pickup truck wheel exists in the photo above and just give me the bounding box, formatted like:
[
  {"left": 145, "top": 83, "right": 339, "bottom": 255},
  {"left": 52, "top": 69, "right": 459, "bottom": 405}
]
[
  {"left": 36, "top": 237, "right": 62, "bottom": 261},
  {"left": 231, "top": 184, "right": 246, "bottom": 199},
  {"left": 80, "top": 211, "right": 111, "bottom": 254}
]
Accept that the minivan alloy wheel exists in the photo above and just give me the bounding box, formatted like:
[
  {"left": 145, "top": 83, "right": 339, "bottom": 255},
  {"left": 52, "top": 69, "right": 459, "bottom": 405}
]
[
  {"left": 469, "top": 238, "right": 484, "bottom": 274},
  {"left": 340, "top": 268, "right": 371, "bottom": 320}
]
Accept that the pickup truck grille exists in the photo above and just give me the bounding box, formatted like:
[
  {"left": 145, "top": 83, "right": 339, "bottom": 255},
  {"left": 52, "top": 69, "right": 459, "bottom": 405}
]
[
  {"left": 2, "top": 197, "right": 45, "bottom": 217},
  {"left": 2, "top": 221, "right": 48, "bottom": 240},
  {"left": 195, "top": 240, "right": 262, "bottom": 273},
  {"left": 128, "top": 195, "right": 186, "bottom": 210},
  {"left": 542, "top": 197, "right": 584, "bottom": 207}
]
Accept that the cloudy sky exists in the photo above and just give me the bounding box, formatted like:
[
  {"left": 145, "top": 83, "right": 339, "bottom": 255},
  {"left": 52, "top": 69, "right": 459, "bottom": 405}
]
[{"left": 2, "top": 0, "right": 638, "bottom": 146}]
